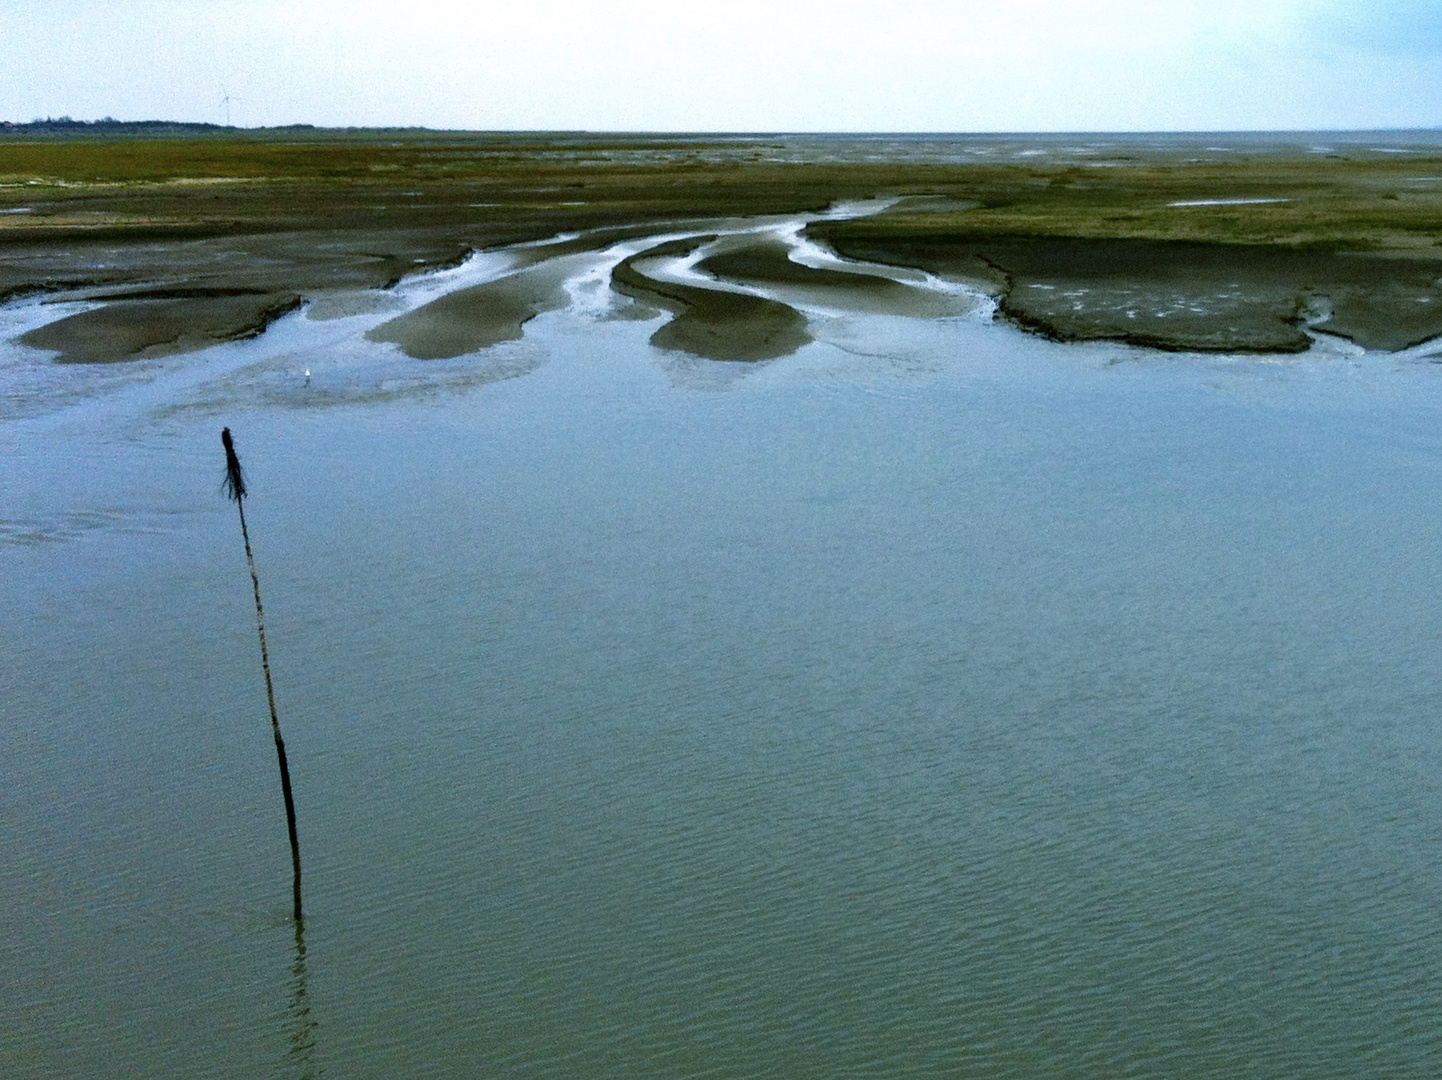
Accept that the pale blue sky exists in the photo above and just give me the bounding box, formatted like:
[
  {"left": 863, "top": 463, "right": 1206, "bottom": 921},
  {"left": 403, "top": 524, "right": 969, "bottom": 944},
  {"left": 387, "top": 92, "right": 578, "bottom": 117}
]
[{"left": 3, "top": 0, "right": 1440, "bottom": 131}]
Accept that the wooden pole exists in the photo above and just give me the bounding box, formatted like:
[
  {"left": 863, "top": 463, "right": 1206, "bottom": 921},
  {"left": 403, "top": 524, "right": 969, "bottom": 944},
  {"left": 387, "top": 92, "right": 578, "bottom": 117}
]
[{"left": 222, "top": 427, "right": 302, "bottom": 922}]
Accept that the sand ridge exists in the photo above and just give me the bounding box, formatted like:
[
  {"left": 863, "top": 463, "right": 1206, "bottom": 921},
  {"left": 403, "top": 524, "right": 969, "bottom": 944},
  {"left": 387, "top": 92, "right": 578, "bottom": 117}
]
[{"left": 609, "top": 236, "right": 811, "bottom": 362}]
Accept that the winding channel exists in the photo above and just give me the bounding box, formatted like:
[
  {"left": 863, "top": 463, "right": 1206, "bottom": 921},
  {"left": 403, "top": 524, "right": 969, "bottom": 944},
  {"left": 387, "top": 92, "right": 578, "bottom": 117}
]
[{"left": 365, "top": 200, "right": 988, "bottom": 363}]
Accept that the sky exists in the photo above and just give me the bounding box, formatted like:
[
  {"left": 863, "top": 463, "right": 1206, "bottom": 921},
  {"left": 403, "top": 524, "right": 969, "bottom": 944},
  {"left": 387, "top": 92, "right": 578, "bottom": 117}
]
[{"left": 4, "top": 0, "right": 1442, "bottom": 132}]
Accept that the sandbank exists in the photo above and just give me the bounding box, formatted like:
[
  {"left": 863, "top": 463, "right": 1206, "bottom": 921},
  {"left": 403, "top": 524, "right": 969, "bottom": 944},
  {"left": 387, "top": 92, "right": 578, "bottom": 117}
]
[
  {"left": 18, "top": 292, "right": 301, "bottom": 363},
  {"left": 611, "top": 237, "right": 810, "bottom": 362},
  {"left": 366, "top": 257, "right": 582, "bottom": 360}
]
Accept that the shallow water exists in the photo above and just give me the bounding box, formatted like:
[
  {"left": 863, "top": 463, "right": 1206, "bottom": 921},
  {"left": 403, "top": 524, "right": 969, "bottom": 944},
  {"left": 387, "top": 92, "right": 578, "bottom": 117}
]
[{"left": 6, "top": 233, "right": 1442, "bottom": 1077}]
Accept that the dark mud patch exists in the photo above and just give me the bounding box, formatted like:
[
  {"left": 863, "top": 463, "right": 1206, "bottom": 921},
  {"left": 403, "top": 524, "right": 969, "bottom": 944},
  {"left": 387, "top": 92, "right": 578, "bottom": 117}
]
[
  {"left": 810, "top": 228, "right": 1442, "bottom": 353},
  {"left": 1, "top": 278, "right": 116, "bottom": 305},
  {"left": 62, "top": 286, "right": 274, "bottom": 302},
  {"left": 18, "top": 293, "right": 303, "bottom": 363},
  {"left": 698, "top": 242, "right": 877, "bottom": 288},
  {"left": 508, "top": 223, "right": 681, "bottom": 269},
  {"left": 612, "top": 237, "right": 810, "bottom": 362},
  {"left": 0, "top": 230, "right": 477, "bottom": 315},
  {"left": 1304, "top": 267, "right": 1442, "bottom": 351}
]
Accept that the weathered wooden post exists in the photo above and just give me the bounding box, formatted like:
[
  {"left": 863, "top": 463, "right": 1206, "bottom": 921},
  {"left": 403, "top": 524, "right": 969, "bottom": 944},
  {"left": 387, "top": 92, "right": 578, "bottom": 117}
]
[{"left": 222, "top": 427, "right": 302, "bottom": 922}]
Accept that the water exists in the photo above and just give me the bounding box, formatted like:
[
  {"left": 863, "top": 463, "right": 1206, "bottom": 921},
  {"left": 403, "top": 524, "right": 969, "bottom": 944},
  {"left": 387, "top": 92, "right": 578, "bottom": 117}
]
[{"left": 6, "top": 234, "right": 1442, "bottom": 1077}]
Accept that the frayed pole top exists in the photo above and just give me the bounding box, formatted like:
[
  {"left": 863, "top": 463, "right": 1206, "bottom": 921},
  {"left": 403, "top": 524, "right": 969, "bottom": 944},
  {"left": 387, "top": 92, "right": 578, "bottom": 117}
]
[{"left": 221, "top": 427, "right": 247, "bottom": 503}]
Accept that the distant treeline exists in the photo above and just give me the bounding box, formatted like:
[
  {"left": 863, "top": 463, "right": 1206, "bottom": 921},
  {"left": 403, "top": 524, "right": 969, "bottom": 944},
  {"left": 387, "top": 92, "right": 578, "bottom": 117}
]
[
  {"left": 0, "top": 117, "right": 321, "bottom": 138},
  {"left": 0, "top": 117, "right": 479, "bottom": 142}
]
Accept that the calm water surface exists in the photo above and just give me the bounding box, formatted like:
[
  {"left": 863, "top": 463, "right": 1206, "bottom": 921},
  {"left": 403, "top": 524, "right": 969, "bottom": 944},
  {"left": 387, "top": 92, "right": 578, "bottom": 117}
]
[{"left": 5, "top": 277, "right": 1442, "bottom": 1077}]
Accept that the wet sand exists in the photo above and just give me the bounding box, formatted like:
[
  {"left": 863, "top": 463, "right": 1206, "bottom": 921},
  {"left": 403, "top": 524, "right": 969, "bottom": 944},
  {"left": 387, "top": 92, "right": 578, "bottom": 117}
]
[
  {"left": 366, "top": 257, "right": 582, "bottom": 360},
  {"left": 18, "top": 292, "right": 302, "bottom": 363},
  {"left": 696, "top": 239, "right": 976, "bottom": 318},
  {"left": 304, "top": 291, "right": 406, "bottom": 321},
  {"left": 611, "top": 237, "right": 811, "bottom": 362}
]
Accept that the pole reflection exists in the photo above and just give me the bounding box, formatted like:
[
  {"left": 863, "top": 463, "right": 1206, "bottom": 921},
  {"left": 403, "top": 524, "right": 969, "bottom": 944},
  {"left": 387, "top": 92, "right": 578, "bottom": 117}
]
[{"left": 285, "top": 916, "right": 317, "bottom": 1079}]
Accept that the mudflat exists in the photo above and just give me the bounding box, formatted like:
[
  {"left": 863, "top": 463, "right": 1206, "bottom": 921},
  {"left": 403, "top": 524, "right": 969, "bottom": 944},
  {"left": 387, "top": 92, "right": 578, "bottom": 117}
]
[
  {"left": 696, "top": 239, "right": 977, "bottom": 319},
  {"left": 807, "top": 140, "right": 1442, "bottom": 351},
  {"left": 367, "top": 257, "right": 582, "bottom": 360},
  {"left": 19, "top": 291, "right": 302, "bottom": 363},
  {"left": 612, "top": 237, "right": 811, "bottom": 362},
  {"left": 809, "top": 231, "right": 1442, "bottom": 352},
  {"left": 4, "top": 130, "right": 1442, "bottom": 358}
]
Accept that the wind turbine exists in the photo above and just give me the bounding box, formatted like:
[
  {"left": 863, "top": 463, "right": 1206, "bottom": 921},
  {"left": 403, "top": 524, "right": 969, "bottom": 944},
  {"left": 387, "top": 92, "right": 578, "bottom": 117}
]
[{"left": 219, "top": 84, "right": 241, "bottom": 127}]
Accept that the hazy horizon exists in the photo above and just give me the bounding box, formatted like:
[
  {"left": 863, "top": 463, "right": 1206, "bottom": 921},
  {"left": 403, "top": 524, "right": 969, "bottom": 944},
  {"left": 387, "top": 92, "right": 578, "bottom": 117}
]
[
  {"left": 6, "top": 1, "right": 1441, "bottom": 133},
  {"left": 9, "top": 120, "right": 1442, "bottom": 138}
]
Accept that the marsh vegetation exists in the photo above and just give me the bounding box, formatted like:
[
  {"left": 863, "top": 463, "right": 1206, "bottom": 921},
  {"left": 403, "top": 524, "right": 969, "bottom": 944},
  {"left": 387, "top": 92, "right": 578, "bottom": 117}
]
[{"left": 3, "top": 130, "right": 1442, "bottom": 359}]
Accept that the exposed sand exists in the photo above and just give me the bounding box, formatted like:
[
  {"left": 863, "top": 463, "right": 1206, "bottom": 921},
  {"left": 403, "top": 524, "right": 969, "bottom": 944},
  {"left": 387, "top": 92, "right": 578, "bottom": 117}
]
[
  {"left": 18, "top": 292, "right": 302, "bottom": 363},
  {"left": 611, "top": 237, "right": 811, "bottom": 362},
  {"left": 365, "top": 257, "right": 582, "bottom": 360}
]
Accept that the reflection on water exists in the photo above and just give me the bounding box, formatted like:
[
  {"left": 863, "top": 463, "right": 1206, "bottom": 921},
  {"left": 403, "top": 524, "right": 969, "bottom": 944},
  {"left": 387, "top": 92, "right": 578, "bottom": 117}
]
[{"left": 286, "top": 919, "right": 317, "bottom": 1080}]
